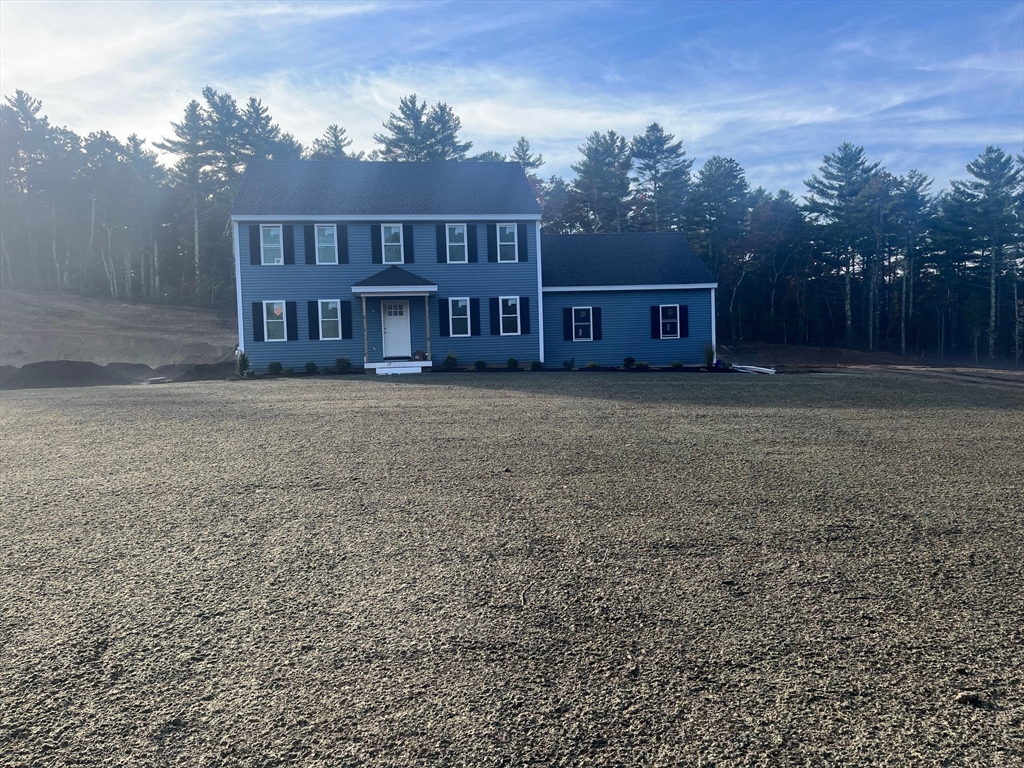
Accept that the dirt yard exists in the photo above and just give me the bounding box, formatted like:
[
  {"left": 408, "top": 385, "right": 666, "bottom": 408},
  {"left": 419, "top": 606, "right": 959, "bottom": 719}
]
[{"left": 1, "top": 373, "right": 1021, "bottom": 766}]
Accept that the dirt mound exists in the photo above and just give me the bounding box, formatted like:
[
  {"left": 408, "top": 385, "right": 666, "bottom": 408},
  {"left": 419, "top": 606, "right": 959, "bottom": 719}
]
[
  {"left": 2, "top": 360, "right": 132, "bottom": 390},
  {"left": 104, "top": 362, "right": 155, "bottom": 381},
  {"left": 173, "top": 360, "right": 236, "bottom": 382}
]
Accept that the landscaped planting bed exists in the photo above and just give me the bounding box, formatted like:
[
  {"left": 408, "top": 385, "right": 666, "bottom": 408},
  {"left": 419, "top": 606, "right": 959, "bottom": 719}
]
[{"left": 1, "top": 373, "right": 1022, "bottom": 766}]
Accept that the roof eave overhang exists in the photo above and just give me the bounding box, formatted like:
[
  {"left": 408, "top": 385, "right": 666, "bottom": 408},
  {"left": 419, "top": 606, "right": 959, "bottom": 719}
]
[
  {"left": 542, "top": 282, "right": 718, "bottom": 292},
  {"left": 231, "top": 213, "right": 542, "bottom": 222},
  {"left": 351, "top": 286, "right": 438, "bottom": 296}
]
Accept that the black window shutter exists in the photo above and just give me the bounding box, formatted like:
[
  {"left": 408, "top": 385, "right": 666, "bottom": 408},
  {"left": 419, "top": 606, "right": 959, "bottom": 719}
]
[
  {"left": 307, "top": 301, "right": 320, "bottom": 340},
  {"left": 467, "top": 224, "right": 478, "bottom": 263},
  {"left": 249, "top": 225, "right": 261, "bottom": 265},
  {"left": 403, "top": 224, "right": 414, "bottom": 263},
  {"left": 304, "top": 225, "right": 315, "bottom": 264},
  {"left": 592, "top": 307, "right": 603, "bottom": 340},
  {"left": 371, "top": 224, "right": 382, "bottom": 264},
  {"left": 520, "top": 296, "right": 530, "bottom": 334},
  {"left": 336, "top": 224, "right": 349, "bottom": 264},
  {"left": 470, "top": 298, "right": 481, "bottom": 336},
  {"left": 517, "top": 222, "right": 529, "bottom": 262},
  {"left": 680, "top": 305, "right": 689, "bottom": 337},
  {"left": 286, "top": 301, "right": 298, "bottom": 341},
  {"left": 341, "top": 301, "right": 353, "bottom": 339},
  {"left": 436, "top": 224, "right": 446, "bottom": 263},
  {"left": 651, "top": 306, "right": 661, "bottom": 339},
  {"left": 252, "top": 303, "right": 264, "bottom": 341},
  {"left": 489, "top": 297, "right": 500, "bottom": 335},
  {"left": 486, "top": 224, "right": 497, "bottom": 262},
  {"left": 563, "top": 307, "right": 573, "bottom": 341},
  {"left": 283, "top": 225, "right": 295, "bottom": 264},
  {"left": 438, "top": 298, "right": 450, "bottom": 337}
]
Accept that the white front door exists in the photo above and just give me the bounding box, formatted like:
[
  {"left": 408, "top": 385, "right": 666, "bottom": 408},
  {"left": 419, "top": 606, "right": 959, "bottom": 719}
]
[{"left": 381, "top": 300, "right": 411, "bottom": 358}]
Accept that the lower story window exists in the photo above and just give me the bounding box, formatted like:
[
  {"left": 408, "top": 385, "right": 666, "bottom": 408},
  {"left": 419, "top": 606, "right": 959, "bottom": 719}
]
[
  {"left": 319, "top": 300, "right": 341, "bottom": 340},
  {"left": 573, "top": 307, "right": 592, "bottom": 341},
  {"left": 450, "top": 298, "right": 469, "bottom": 337},
  {"left": 264, "top": 300, "right": 286, "bottom": 341},
  {"left": 661, "top": 305, "right": 679, "bottom": 338},
  {"left": 500, "top": 296, "right": 520, "bottom": 335}
]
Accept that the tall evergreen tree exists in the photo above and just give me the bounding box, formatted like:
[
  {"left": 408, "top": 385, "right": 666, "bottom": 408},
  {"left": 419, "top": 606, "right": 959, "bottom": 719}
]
[
  {"left": 511, "top": 137, "right": 543, "bottom": 170},
  {"left": 373, "top": 95, "right": 472, "bottom": 161},
  {"left": 240, "top": 97, "right": 303, "bottom": 162},
  {"left": 629, "top": 123, "right": 691, "bottom": 232},
  {"left": 686, "top": 156, "right": 750, "bottom": 276},
  {"left": 306, "top": 125, "right": 363, "bottom": 160},
  {"left": 571, "top": 130, "right": 632, "bottom": 232}
]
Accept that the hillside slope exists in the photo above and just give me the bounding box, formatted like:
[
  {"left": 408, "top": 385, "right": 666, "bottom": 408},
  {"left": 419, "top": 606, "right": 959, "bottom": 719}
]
[{"left": 0, "top": 291, "right": 237, "bottom": 367}]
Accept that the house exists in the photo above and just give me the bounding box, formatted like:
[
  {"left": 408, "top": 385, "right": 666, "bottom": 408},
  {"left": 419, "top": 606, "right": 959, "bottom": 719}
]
[{"left": 231, "top": 161, "right": 716, "bottom": 372}]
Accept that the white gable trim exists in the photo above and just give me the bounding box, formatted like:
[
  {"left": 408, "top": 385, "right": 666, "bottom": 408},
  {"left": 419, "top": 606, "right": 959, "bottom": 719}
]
[
  {"left": 542, "top": 283, "right": 717, "bottom": 292},
  {"left": 351, "top": 285, "right": 437, "bottom": 295},
  {"left": 232, "top": 214, "right": 542, "bottom": 223}
]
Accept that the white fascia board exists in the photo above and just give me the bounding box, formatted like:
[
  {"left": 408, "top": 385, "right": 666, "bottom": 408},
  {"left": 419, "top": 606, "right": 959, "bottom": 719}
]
[
  {"left": 542, "top": 283, "right": 718, "bottom": 292},
  {"left": 352, "top": 286, "right": 438, "bottom": 295},
  {"left": 231, "top": 214, "right": 542, "bottom": 223},
  {"left": 232, "top": 221, "right": 244, "bottom": 352}
]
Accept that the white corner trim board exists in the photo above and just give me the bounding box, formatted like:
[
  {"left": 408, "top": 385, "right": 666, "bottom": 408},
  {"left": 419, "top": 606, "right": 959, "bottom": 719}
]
[
  {"left": 232, "top": 221, "right": 244, "bottom": 352},
  {"left": 542, "top": 283, "right": 718, "bottom": 292}
]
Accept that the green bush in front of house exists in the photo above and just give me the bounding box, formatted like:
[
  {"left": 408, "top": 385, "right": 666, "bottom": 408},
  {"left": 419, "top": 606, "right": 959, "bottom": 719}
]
[
  {"left": 335, "top": 357, "right": 351, "bottom": 373},
  {"left": 268, "top": 361, "right": 283, "bottom": 375},
  {"left": 624, "top": 356, "right": 636, "bottom": 369},
  {"left": 305, "top": 361, "right": 319, "bottom": 375},
  {"left": 475, "top": 360, "right": 487, "bottom": 371},
  {"left": 636, "top": 361, "right": 650, "bottom": 371},
  {"left": 442, "top": 351, "right": 458, "bottom": 371},
  {"left": 562, "top": 359, "right": 575, "bottom": 370},
  {"left": 235, "top": 352, "right": 250, "bottom": 377},
  {"left": 530, "top": 360, "right": 543, "bottom": 371},
  {"left": 506, "top": 357, "right": 518, "bottom": 370}
]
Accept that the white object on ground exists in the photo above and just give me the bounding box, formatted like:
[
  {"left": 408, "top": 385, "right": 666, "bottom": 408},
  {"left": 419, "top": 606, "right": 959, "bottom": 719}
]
[{"left": 732, "top": 365, "right": 776, "bottom": 375}]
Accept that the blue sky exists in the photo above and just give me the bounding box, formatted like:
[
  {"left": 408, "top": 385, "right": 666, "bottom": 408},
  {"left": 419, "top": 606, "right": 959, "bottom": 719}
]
[{"left": 1, "top": 0, "right": 1021, "bottom": 193}]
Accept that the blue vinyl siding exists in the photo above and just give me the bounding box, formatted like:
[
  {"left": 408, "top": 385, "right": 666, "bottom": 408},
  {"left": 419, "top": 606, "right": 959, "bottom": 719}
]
[
  {"left": 542, "top": 288, "right": 714, "bottom": 367},
  {"left": 238, "top": 222, "right": 540, "bottom": 370}
]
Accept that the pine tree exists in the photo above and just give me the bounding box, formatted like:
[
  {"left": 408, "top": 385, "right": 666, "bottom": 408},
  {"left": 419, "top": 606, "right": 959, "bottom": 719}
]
[
  {"left": 240, "top": 97, "right": 302, "bottom": 162},
  {"left": 424, "top": 102, "right": 472, "bottom": 160},
  {"left": 686, "top": 156, "right": 750, "bottom": 276},
  {"left": 468, "top": 150, "right": 506, "bottom": 162},
  {"left": 629, "top": 123, "right": 691, "bottom": 232},
  {"left": 511, "top": 137, "right": 543, "bottom": 170},
  {"left": 373, "top": 95, "right": 472, "bottom": 161},
  {"left": 306, "top": 125, "right": 363, "bottom": 160},
  {"left": 571, "top": 131, "right": 632, "bottom": 232}
]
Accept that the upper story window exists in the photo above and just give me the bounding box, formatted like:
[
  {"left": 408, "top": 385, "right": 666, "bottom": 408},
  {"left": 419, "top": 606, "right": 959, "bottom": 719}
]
[
  {"left": 319, "top": 300, "right": 341, "bottom": 340},
  {"left": 449, "top": 298, "right": 470, "bottom": 336},
  {"left": 660, "top": 305, "right": 680, "bottom": 339},
  {"left": 500, "top": 296, "right": 520, "bottom": 335},
  {"left": 573, "top": 307, "right": 592, "bottom": 341},
  {"left": 382, "top": 224, "right": 403, "bottom": 264},
  {"left": 447, "top": 224, "right": 467, "bottom": 263},
  {"left": 263, "top": 300, "right": 286, "bottom": 341},
  {"left": 498, "top": 224, "right": 517, "bottom": 262},
  {"left": 261, "top": 225, "right": 283, "bottom": 265},
  {"left": 316, "top": 225, "right": 338, "bottom": 264}
]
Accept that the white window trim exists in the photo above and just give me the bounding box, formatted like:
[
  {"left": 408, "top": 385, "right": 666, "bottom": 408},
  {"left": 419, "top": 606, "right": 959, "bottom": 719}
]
[
  {"left": 497, "top": 223, "right": 518, "bottom": 263},
  {"left": 382, "top": 223, "right": 404, "bottom": 264},
  {"left": 319, "top": 299, "right": 342, "bottom": 340},
  {"left": 315, "top": 224, "right": 338, "bottom": 265},
  {"left": 572, "top": 306, "right": 593, "bottom": 342},
  {"left": 260, "top": 225, "right": 284, "bottom": 266},
  {"left": 446, "top": 223, "right": 468, "bottom": 264},
  {"left": 449, "top": 297, "right": 470, "bottom": 337},
  {"left": 660, "top": 304, "right": 680, "bottom": 339},
  {"left": 499, "top": 295, "right": 521, "bottom": 336},
  {"left": 263, "top": 300, "right": 287, "bottom": 342}
]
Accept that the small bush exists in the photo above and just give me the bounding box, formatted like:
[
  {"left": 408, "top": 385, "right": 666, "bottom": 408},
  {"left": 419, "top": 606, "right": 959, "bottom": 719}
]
[
  {"left": 305, "top": 361, "right": 319, "bottom": 375},
  {"left": 475, "top": 360, "right": 487, "bottom": 371},
  {"left": 335, "top": 357, "right": 351, "bottom": 373},
  {"left": 671, "top": 360, "right": 684, "bottom": 370},
  {"left": 284, "top": 366, "right": 295, "bottom": 377},
  {"left": 562, "top": 359, "right": 575, "bottom": 370},
  {"left": 530, "top": 360, "right": 543, "bottom": 371},
  {"left": 624, "top": 356, "right": 636, "bottom": 369},
  {"left": 243, "top": 369, "right": 256, "bottom": 378},
  {"left": 586, "top": 361, "right": 600, "bottom": 369},
  {"left": 235, "top": 351, "right": 250, "bottom": 377},
  {"left": 636, "top": 361, "right": 650, "bottom": 371},
  {"left": 506, "top": 357, "right": 519, "bottom": 370},
  {"left": 442, "top": 351, "right": 458, "bottom": 371},
  {"left": 704, "top": 343, "right": 716, "bottom": 369},
  {"left": 268, "top": 361, "right": 283, "bottom": 375}
]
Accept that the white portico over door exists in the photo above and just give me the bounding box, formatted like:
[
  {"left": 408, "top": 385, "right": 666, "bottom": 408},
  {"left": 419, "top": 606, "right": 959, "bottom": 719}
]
[{"left": 382, "top": 300, "right": 411, "bottom": 358}]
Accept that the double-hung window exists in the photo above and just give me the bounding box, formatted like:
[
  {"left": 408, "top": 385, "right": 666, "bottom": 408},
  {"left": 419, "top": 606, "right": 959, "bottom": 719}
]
[
  {"left": 319, "top": 300, "right": 341, "bottom": 340},
  {"left": 447, "top": 224, "right": 467, "bottom": 263},
  {"left": 660, "top": 305, "right": 680, "bottom": 338},
  {"left": 573, "top": 307, "right": 593, "bottom": 341},
  {"left": 315, "top": 225, "right": 338, "bottom": 264},
  {"left": 497, "top": 224, "right": 517, "bottom": 262},
  {"left": 382, "top": 224, "right": 403, "bottom": 264},
  {"left": 263, "top": 300, "right": 286, "bottom": 341},
  {"left": 449, "top": 298, "right": 470, "bottom": 337},
  {"left": 500, "top": 296, "right": 520, "bottom": 335},
  {"left": 261, "top": 225, "right": 283, "bottom": 265}
]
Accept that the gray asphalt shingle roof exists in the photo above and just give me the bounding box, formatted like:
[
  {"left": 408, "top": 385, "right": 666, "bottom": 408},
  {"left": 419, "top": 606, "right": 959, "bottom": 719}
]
[
  {"left": 541, "top": 233, "right": 715, "bottom": 287},
  {"left": 352, "top": 266, "right": 437, "bottom": 288},
  {"left": 232, "top": 161, "right": 541, "bottom": 217}
]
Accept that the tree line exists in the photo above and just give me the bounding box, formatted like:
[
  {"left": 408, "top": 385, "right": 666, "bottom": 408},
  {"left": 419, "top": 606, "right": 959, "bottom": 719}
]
[{"left": 2, "top": 88, "right": 1021, "bottom": 361}]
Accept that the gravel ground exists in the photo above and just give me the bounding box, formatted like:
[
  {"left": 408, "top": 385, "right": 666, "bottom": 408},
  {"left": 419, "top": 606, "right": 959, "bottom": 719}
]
[{"left": 1, "top": 372, "right": 1022, "bottom": 767}]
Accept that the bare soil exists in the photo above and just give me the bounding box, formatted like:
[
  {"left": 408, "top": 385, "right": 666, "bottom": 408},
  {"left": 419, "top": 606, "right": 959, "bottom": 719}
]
[{"left": 1, "top": 373, "right": 1022, "bottom": 766}]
